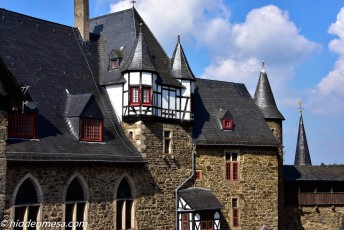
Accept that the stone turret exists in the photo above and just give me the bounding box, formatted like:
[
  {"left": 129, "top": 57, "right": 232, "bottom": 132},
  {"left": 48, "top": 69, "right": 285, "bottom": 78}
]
[
  {"left": 294, "top": 112, "right": 312, "bottom": 166},
  {"left": 254, "top": 62, "right": 284, "bottom": 152}
]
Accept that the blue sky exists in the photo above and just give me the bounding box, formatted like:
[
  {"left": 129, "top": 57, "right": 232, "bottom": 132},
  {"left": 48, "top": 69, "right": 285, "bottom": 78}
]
[{"left": 1, "top": 0, "right": 344, "bottom": 165}]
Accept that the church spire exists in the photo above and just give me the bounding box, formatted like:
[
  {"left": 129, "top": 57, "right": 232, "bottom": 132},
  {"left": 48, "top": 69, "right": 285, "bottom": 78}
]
[
  {"left": 254, "top": 61, "right": 284, "bottom": 120},
  {"left": 294, "top": 103, "right": 312, "bottom": 166}
]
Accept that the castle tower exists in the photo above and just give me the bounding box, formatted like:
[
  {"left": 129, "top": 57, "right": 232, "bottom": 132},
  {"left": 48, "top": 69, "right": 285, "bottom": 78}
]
[
  {"left": 254, "top": 62, "right": 285, "bottom": 153},
  {"left": 294, "top": 109, "right": 312, "bottom": 166}
]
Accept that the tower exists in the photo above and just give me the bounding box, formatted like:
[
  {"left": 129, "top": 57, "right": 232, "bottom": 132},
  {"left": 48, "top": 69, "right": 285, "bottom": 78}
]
[
  {"left": 294, "top": 103, "right": 312, "bottom": 166},
  {"left": 254, "top": 62, "right": 285, "bottom": 156}
]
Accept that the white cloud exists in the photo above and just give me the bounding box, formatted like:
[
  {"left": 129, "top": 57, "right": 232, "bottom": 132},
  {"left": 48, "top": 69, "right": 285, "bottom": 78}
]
[{"left": 308, "top": 7, "right": 344, "bottom": 115}]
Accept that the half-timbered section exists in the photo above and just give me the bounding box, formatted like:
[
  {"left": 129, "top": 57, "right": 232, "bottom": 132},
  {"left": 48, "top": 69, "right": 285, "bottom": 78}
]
[{"left": 177, "top": 188, "right": 222, "bottom": 230}]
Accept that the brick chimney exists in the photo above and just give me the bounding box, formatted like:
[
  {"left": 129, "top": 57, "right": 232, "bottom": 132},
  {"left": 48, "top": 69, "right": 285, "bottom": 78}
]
[{"left": 74, "top": 0, "right": 90, "bottom": 41}]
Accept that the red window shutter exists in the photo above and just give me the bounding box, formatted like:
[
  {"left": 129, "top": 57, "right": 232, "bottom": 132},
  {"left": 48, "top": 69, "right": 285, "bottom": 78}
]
[
  {"left": 225, "top": 162, "right": 231, "bottom": 180},
  {"left": 233, "top": 208, "right": 239, "bottom": 227},
  {"left": 80, "top": 118, "right": 103, "bottom": 142},
  {"left": 130, "top": 87, "right": 140, "bottom": 105},
  {"left": 232, "top": 162, "right": 239, "bottom": 181},
  {"left": 181, "top": 213, "right": 189, "bottom": 230},
  {"left": 8, "top": 112, "right": 37, "bottom": 138}
]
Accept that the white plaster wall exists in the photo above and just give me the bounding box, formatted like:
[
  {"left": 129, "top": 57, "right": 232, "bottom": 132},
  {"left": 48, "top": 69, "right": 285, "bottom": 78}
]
[{"left": 106, "top": 84, "right": 123, "bottom": 121}]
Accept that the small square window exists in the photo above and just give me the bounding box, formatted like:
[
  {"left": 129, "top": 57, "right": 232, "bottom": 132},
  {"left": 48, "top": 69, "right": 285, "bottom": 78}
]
[
  {"left": 110, "top": 58, "right": 119, "bottom": 69},
  {"left": 222, "top": 119, "right": 233, "bottom": 130},
  {"left": 80, "top": 117, "right": 103, "bottom": 142},
  {"left": 195, "top": 170, "right": 202, "bottom": 181}
]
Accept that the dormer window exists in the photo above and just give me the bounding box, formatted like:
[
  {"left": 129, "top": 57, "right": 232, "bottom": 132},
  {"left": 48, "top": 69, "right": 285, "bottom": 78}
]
[
  {"left": 110, "top": 58, "right": 120, "bottom": 70},
  {"left": 222, "top": 119, "right": 233, "bottom": 130},
  {"left": 8, "top": 111, "right": 37, "bottom": 138},
  {"left": 80, "top": 117, "right": 103, "bottom": 142}
]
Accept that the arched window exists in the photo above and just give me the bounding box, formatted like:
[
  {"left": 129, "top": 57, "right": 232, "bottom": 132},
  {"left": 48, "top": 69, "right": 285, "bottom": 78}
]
[
  {"left": 65, "top": 178, "right": 87, "bottom": 230},
  {"left": 116, "top": 178, "right": 134, "bottom": 230},
  {"left": 14, "top": 178, "right": 41, "bottom": 230}
]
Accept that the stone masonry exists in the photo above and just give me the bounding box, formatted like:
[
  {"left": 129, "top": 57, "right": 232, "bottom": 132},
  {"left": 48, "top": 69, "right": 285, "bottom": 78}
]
[
  {"left": 195, "top": 146, "right": 280, "bottom": 229},
  {"left": 0, "top": 110, "right": 8, "bottom": 221}
]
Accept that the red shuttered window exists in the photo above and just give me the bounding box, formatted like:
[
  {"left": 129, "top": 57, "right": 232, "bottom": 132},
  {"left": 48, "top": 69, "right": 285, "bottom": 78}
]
[
  {"left": 130, "top": 87, "right": 140, "bottom": 105},
  {"left": 142, "top": 87, "right": 152, "bottom": 105},
  {"left": 232, "top": 198, "right": 240, "bottom": 227},
  {"left": 80, "top": 118, "right": 103, "bottom": 142},
  {"left": 8, "top": 111, "right": 37, "bottom": 138},
  {"left": 181, "top": 213, "right": 189, "bottom": 230},
  {"left": 222, "top": 119, "right": 233, "bottom": 130},
  {"left": 225, "top": 153, "right": 239, "bottom": 181}
]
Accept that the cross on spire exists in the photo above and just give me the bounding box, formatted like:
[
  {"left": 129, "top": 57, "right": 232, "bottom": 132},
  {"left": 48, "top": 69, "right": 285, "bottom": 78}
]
[
  {"left": 297, "top": 100, "right": 304, "bottom": 114},
  {"left": 131, "top": 0, "right": 136, "bottom": 8}
]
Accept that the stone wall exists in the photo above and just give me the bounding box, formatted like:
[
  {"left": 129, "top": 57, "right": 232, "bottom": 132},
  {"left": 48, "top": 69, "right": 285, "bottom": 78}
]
[
  {"left": 122, "top": 120, "right": 194, "bottom": 229},
  {"left": 3, "top": 162, "right": 149, "bottom": 230},
  {"left": 195, "top": 146, "right": 280, "bottom": 230},
  {"left": 0, "top": 110, "right": 8, "bottom": 220},
  {"left": 284, "top": 206, "right": 344, "bottom": 230}
]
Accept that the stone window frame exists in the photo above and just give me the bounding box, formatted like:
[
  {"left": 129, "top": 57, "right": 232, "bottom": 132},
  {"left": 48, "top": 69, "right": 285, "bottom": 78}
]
[
  {"left": 163, "top": 129, "right": 173, "bottom": 156},
  {"left": 224, "top": 150, "right": 240, "bottom": 182},
  {"left": 231, "top": 198, "right": 240, "bottom": 228},
  {"left": 12, "top": 173, "right": 43, "bottom": 230},
  {"left": 114, "top": 175, "right": 137, "bottom": 230},
  {"left": 63, "top": 173, "right": 89, "bottom": 230}
]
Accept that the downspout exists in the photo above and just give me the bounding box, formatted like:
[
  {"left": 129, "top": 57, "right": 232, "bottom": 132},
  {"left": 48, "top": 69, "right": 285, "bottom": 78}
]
[{"left": 175, "top": 143, "right": 196, "bottom": 230}]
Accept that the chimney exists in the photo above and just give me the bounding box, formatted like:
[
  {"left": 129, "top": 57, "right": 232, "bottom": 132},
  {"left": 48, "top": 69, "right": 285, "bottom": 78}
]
[{"left": 74, "top": 0, "right": 90, "bottom": 41}]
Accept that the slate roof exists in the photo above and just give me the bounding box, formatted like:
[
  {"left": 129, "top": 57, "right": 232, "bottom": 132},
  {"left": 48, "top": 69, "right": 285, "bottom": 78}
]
[
  {"left": 284, "top": 165, "right": 344, "bottom": 181},
  {"left": 193, "top": 79, "right": 280, "bottom": 147},
  {"left": 170, "top": 36, "right": 196, "bottom": 80},
  {"left": 178, "top": 187, "right": 223, "bottom": 211},
  {"left": 90, "top": 8, "right": 182, "bottom": 87},
  {"left": 0, "top": 9, "right": 144, "bottom": 163},
  {"left": 254, "top": 67, "right": 284, "bottom": 120},
  {"left": 294, "top": 114, "right": 312, "bottom": 166}
]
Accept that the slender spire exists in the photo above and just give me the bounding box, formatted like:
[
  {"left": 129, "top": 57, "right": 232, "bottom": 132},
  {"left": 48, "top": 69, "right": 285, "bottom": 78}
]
[
  {"left": 294, "top": 103, "right": 312, "bottom": 166},
  {"left": 171, "top": 35, "right": 196, "bottom": 80},
  {"left": 254, "top": 62, "right": 284, "bottom": 120}
]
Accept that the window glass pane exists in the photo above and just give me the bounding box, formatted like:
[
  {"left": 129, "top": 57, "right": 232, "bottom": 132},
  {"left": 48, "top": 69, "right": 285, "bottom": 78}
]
[
  {"left": 15, "top": 179, "right": 38, "bottom": 205},
  {"left": 232, "top": 198, "right": 238, "bottom": 208},
  {"left": 126, "top": 200, "right": 133, "bottom": 228},
  {"left": 76, "top": 203, "right": 85, "bottom": 230},
  {"left": 225, "top": 162, "right": 231, "bottom": 180},
  {"left": 8, "top": 112, "right": 36, "bottom": 138},
  {"left": 225, "top": 152, "right": 231, "bottom": 161},
  {"left": 14, "top": 206, "right": 26, "bottom": 230},
  {"left": 28, "top": 206, "right": 39, "bottom": 230},
  {"left": 232, "top": 153, "right": 238, "bottom": 161},
  {"left": 65, "top": 203, "right": 74, "bottom": 230},
  {"left": 117, "top": 179, "right": 132, "bottom": 199},
  {"left": 165, "top": 139, "right": 170, "bottom": 154},
  {"left": 80, "top": 118, "right": 102, "bottom": 141},
  {"left": 131, "top": 87, "right": 139, "bottom": 103},
  {"left": 233, "top": 162, "right": 238, "bottom": 180},
  {"left": 142, "top": 88, "right": 151, "bottom": 104},
  {"left": 66, "top": 179, "right": 85, "bottom": 201},
  {"left": 116, "top": 200, "right": 124, "bottom": 230}
]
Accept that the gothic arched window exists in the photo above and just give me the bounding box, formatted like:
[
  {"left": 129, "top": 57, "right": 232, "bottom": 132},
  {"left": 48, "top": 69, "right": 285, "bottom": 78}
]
[
  {"left": 65, "top": 178, "right": 87, "bottom": 230},
  {"left": 116, "top": 178, "right": 134, "bottom": 230},
  {"left": 14, "top": 178, "right": 41, "bottom": 230}
]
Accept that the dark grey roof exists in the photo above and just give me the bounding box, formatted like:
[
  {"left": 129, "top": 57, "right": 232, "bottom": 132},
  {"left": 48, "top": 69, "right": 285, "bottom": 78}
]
[
  {"left": 253, "top": 68, "right": 284, "bottom": 120},
  {"left": 0, "top": 81, "right": 6, "bottom": 96},
  {"left": 65, "top": 93, "right": 92, "bottom": 117},
  {"left": 284, "top": 165, "right": 344, "bottom": 181},
  {"left": 193, "top": 79, "right": 280, "bottom": 147},
  {"left": 170, "top": 36, "right": 195, "bottom": 80},
  {"left": 294, "top": 114, "right": 312, "bottom": 166},
  {"left": 178, "top": 187, "right": 223, "bottom": 211},
  {"left": 0, "top": 9, "right": 144, "bottom": 163},
  {"left": 90, "top": 8, "right": 182, "bottom": 87},
  {"left": 122, "top": 31, "right": 156, "bottom": 72}
]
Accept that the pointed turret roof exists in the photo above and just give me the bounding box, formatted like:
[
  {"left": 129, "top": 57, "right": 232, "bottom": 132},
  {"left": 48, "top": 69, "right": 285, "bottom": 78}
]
[
  {"left": 122, "top": 24, "right": 156, "bottom": 72},
  {"left": 294, "top": 113, "right": 312, "bottom": 166},
  {"left": 171, "top": 35, "right": 196, "bottom": 80},
  {"left": 254, "top": 62, "right": 284, "bottom": 120}
]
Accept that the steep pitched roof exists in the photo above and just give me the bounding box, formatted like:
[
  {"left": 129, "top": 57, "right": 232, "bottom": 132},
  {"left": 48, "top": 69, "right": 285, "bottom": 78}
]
[
  {"left": 254, "top": 65, "right": 284, "bottom": 120},
  {"left": 178, "top": 187, "right": 223, "bottom": 211},
  {"left": 0, "top": 9, "right": 143, "bottom": 163},
  {"left": 284, "top": 165, "right": 344, "bottom": 181},
  {"left": 122, "top": 29, "right": 157, "bottom": 72},
  {"left": 294, "top": 113, "right": 312, "bottom": 166},
  {"left": 170, "top": 35, "right": 195, "bottom": 80},
  {"left": 193, "top": 79, "right": 279, "bottom": 147},
  {"left": 90, "top": 8, "right": 182, "bottom": 87}
]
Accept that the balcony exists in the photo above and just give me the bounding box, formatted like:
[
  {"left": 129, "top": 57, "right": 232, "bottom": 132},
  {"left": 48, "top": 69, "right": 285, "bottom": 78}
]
[{"left": 298, "top": 192, "right": 344, "bottom": 205}]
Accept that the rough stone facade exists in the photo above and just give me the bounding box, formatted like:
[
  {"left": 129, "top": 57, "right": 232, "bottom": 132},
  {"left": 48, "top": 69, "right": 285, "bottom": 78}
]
[
  {"left": 122, "top": 120, "right": 194, "bottom": 229},
  {"left": 0, "top": 110, "right": 8, "bottom": 221},
  {"left": 195, "top": 146, "right": 280, "bottom": 230},
  {"left": 284, "top": 206, "right": 344, "bottom": 230}
]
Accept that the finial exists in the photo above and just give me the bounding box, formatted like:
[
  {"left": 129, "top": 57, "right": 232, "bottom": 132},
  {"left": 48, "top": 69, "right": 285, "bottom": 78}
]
[
  {"left": 139, "top": 23, "right": 143, "bottom": 34},
  {"left": 131, "top": 0, "right": 136, "bottom": 8},
  {"left": 297, "top": 100, "right": 304, "bottom": 114},
  {"left": 261, "top": 60, "right": 266, "bottom": 73},
  {"left": 178, "top": 35, "right": 180, "bottom": 43}
]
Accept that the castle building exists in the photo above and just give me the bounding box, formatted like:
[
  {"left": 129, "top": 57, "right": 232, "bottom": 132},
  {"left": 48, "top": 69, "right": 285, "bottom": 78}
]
[{"left": 0, "top": 1, "right": 343, "bottom": 230}]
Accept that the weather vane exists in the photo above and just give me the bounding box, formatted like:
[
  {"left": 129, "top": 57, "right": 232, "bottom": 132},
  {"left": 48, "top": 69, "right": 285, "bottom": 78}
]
[
  {"left": 297, "top": 100, "right": 304, "bottom": 114},
  {"left": 131, "top": 0, "right": 136, "bottom": 8}
]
